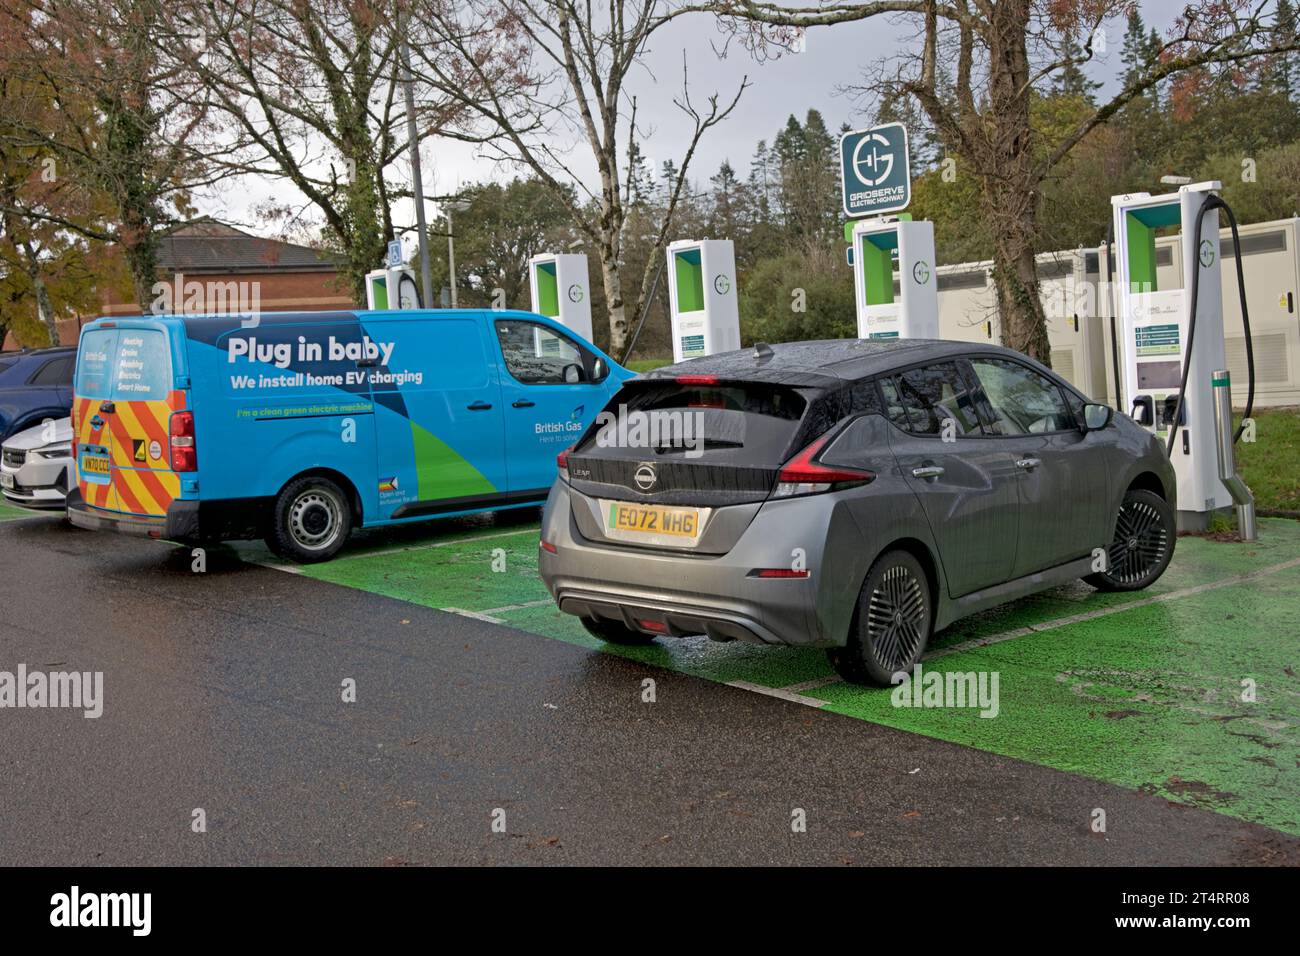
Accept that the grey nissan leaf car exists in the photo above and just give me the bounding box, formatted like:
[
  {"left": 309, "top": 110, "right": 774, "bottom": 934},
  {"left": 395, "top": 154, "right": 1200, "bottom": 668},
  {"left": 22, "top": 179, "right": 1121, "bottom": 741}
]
[{"left": 538, "top": 339, "right": 1176, "bottom": 686}]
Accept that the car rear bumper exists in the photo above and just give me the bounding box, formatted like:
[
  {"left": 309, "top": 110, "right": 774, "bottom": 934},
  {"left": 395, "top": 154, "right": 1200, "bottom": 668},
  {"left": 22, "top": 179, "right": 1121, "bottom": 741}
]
[{"left": 538, "top": 483, "right": 853, "bottom": 648}]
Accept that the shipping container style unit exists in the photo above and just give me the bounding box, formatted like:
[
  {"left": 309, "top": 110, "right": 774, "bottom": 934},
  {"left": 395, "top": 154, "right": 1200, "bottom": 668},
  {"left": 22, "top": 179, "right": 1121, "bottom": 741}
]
[{"left": 932, "top": 217, "right": 1300, "bottom": 410}]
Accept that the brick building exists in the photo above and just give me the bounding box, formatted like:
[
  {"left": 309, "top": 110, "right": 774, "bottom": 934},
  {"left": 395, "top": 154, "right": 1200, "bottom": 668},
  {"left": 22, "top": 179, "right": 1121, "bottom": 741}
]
[{"left": 5, "top": 219, "right": 351, "bottom": 348}]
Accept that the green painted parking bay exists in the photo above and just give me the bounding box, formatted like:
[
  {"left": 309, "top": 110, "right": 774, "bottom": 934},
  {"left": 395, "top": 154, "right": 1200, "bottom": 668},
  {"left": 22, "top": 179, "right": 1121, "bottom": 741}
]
[{"left": 281, "top": 516, "right": 1300, "bottom": 836}]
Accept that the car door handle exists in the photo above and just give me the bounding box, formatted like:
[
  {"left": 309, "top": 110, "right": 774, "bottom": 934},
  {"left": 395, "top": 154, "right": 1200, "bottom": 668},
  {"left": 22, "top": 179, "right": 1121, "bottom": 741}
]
[
  {"left": 466, "top": 401, "right": 493, "bottom": 411},
  {"left": 911, "top": 465, "right": 945, "bottom": 480},
  {"left": 98, "top": 401, "right": 115, "bottom": 414},
  {"left": 357, "top": 357, "right": 379, "bottom": 368},
  {"left": 511, "top": 399, "right": 536, "bottom": 408},
  {"left": 1016, "top": 457, "right": 1041, "bottom": 471}
]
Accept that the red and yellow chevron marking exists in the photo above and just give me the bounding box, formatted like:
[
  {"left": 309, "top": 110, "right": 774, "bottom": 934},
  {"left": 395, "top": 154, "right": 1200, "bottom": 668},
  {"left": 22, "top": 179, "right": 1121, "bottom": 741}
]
[{"left": 72, "top": 392, "right": 182, "bottom": 517}]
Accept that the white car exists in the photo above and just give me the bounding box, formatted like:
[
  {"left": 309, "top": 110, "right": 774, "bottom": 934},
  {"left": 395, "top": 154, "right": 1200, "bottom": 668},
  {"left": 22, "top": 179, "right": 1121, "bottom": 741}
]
[{"left": 1, "top": 416, "right": 72, "bottom": 509}]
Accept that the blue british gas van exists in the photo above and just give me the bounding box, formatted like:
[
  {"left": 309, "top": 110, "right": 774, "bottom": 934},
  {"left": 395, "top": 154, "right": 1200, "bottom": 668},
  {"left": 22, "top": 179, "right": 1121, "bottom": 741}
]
[{"left": 66, "top": 309, "right": 631, "bottom": 561}]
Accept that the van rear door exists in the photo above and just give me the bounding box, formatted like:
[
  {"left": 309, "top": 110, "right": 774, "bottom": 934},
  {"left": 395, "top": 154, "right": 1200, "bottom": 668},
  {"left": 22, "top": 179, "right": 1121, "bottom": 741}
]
[
  {"left": 105, "top": 326, "right": 183, "bottom": 517},
  {"left": 73, "top": 327, "right": 118, "bottom": 511}
]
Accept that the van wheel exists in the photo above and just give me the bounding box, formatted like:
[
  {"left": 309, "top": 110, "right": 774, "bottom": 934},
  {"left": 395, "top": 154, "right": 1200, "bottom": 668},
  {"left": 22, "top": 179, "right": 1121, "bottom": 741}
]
[
  {"left": 580, "top": 617, "right": 657, "bottom": 645},
  {"left": 268, "top": 476, "right": 352, "bottom": 563},
  {"left": 1084, "top": 488, "right": 1175, "bottom": 592},
  {"left": 828, "top": 549, "right": 933, "bottom": 687}
]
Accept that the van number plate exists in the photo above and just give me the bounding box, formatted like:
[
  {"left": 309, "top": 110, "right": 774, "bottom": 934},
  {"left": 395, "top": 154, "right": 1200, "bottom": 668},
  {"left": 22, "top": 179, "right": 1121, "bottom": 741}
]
[{"left": 82, "top": 455, "right": 110, "bottom": 476}]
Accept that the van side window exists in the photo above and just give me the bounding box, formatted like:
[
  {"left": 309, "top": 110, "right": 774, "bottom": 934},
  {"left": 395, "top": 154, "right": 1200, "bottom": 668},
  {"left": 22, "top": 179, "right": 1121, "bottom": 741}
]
[
  {"left": 882, "top": 363, "right": 983, "bottom": 436},
  {"left": 495, "top": 320, "right": 602, "bottom": 385}
]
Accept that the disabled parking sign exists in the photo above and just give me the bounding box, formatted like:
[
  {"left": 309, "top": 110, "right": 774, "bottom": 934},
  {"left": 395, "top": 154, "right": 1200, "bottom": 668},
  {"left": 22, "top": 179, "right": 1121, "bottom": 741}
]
[{"left": 840, "top": 122, "right": 911, "bottom": 218}]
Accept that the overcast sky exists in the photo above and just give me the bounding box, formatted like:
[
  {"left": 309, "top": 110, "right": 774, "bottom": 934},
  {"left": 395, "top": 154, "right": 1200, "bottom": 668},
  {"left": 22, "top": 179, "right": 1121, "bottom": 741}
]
[{"left": 195, "top": 1, "right": 1185, "bottom": 252}]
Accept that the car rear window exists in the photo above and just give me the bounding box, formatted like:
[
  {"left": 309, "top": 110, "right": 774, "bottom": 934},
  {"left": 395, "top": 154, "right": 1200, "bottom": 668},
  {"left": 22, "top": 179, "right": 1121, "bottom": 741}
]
[{"left": 577, "top": 380, "right": 809, "bottom": 465}]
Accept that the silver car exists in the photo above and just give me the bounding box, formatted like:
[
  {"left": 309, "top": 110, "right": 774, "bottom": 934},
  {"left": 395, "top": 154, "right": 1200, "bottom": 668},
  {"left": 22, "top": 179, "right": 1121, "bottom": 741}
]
[
  {"left": 1, "top": 416, "right": 73, "bottom": 509},
  {"left": 539, "top": 340, "right": 1177, "bottom": 685}
]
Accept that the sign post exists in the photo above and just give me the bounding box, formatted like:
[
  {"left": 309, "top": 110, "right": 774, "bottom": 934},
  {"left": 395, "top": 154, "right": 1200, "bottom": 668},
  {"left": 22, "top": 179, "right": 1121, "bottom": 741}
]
[{"left": 840, "top": 123, "right": 937, "bottom": 340}]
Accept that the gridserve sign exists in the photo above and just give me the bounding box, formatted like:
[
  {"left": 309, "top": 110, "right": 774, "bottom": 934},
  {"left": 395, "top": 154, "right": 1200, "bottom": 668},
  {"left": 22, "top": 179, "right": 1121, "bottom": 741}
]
[{"left": 840, "top": 122, "right": 911, "bottom": 218}]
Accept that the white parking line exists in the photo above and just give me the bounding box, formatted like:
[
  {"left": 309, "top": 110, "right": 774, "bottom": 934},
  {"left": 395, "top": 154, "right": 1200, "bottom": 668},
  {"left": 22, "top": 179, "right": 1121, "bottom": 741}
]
[
  {"left": 479, "top": 598, "right": 555, "bottom": 615},
  {"left": 767, "top": 554, "right": 1300, "bottom": 699},
  {"left": 926, "top": 555, "right": 1300, "bottom": 660},
  {"left": 725, "top": 680, "right": 830, "bottom": 709}
]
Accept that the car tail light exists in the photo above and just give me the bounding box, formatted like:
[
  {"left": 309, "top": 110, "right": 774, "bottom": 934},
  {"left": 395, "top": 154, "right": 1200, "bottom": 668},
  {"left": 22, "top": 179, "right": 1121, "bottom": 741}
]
[
  {"left": 773, "top": 435, "right": 873, "bottom": 498},
  {"left": 539, "top": 539, "right": 557, "bottom": 554},
  {"left": 676, "top": 375, "right": 718, "bottom": 385},
  {"left": 637, "top": 619, "right": 669, "bottom": 633},
  {"left": 556, "top": 448, "right": 570, "bottom": 481},
  {"left": 169, "top": 411, "right": 197, "bottom": 472},
  {"left": 750, "top": 568, "right": 811, "bottom": 579}
]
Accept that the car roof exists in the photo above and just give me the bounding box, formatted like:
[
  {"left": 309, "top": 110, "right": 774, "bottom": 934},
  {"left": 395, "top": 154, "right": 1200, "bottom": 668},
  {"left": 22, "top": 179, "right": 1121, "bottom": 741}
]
[
  {"left": 0, "top": 346, "right": 76, "bottom": 359},
  {"left": 638, "top": 339, "right": 1034, "bottom": 388}
]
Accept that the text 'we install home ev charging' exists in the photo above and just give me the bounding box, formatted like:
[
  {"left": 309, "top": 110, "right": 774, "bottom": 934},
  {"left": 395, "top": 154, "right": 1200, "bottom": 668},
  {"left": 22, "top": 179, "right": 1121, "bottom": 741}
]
[
  {"left": 850, "top": 217, "right": 939, "bottom": 339},
  {"left": 666, "top": 239, "right": 739, "bottom": 362},
  {"left": 1111, "top": 181, "right": 1234, "bottom": 529},
  {"left": 840, "top": 123, "right": 936, "bottom": 339},
  {"left": 528, "top": 253, "right": 593, "bottom": 354}
]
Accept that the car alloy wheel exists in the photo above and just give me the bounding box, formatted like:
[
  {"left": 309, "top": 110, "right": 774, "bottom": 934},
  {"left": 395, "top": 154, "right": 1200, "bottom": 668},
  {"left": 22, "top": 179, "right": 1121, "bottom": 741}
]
[
  {"left": 1106, "top": 496, "right": 1170, "bottom": 586},
  {"left": 865, "top": 563, "right": 928, "bottom": 673}
]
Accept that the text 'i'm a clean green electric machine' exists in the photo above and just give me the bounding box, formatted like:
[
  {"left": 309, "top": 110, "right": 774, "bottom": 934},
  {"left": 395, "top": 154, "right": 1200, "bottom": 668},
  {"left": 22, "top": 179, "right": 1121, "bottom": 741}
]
[
  {"left": 849, "top": 216, "right": 939, "bottom": 339},
  {"left": 1111, "top": 180, "right": 1256, "bottom": 534},
  {"left": 665, "top": 239, "right": 740, "bottom": 361}
]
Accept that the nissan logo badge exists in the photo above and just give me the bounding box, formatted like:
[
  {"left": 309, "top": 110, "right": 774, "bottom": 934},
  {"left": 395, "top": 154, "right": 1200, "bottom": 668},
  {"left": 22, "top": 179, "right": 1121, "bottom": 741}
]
[{"left": 634, "top": 463, "right": 657, "bottom": 491}]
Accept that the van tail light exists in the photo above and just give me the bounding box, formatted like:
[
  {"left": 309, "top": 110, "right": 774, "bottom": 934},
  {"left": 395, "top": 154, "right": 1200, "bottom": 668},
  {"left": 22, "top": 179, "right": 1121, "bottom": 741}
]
[
  {"left": 676, "top": 375, "right": 718, "bottom": 385},
  {"left": 773, "top": 435, "right": 873, "bottom": 498},
  {"left": 556, "top": 448, "right": 570, "bottom": 481},
  {"left": 169, "top": 411, "right": 197, "bottom": 472}
]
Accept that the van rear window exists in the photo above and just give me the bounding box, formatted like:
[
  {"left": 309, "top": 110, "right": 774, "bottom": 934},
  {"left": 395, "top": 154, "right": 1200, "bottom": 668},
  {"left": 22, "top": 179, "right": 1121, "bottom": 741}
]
[
  {"left": 75, "top": 330, "right": 116, "bottom": 399},
  {"left": 112, "top": 330, "right": 171, "bottom": 400}
]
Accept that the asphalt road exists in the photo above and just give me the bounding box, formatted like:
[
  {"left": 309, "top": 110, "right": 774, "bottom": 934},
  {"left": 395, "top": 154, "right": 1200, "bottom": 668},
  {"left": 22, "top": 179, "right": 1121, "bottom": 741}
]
[{"left": 2, "top": 513, "right": 1296, "bottom": 866}]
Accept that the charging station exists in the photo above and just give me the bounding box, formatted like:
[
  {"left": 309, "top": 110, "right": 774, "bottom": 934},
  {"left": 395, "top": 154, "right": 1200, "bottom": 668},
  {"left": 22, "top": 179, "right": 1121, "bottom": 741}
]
[
  {"left": 365, "top": 267, "right": 421, "bottom": 310},
  {"left": 665, "top": 239, "right": 739, "bottom": 362},
  {"left": 849, "top": 217, "right": 939, "bottom": 339},
  {"left": 528, "top": 254, "right": 593, "bottom": 351},
  {"left": 1110, "top": 181, "right": 1252, "bottom": 532}
]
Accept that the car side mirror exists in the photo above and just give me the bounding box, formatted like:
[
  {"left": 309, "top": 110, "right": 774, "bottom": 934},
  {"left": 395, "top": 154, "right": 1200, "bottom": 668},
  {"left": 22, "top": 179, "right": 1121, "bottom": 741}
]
[
  {"left": 1082, "top": 403, "right": 1114, "bottom": 432},
  {"left": 562, "top": 363, "right": 583, "bottom": 384}
]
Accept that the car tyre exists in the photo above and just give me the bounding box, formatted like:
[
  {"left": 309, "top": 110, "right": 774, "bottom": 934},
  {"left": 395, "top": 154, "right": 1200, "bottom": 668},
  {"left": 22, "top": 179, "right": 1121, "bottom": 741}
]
[
  {"left": 267, "top": 476, "right": 352, "bottom": 563},
  {"left": 1084, "top": 488, "right": 1175, "bottom": 592},
  {"left": 580, "top": 616, "right": 657, "bottom": 645},
  {"left": 828, "top": 549, "right": 933, "bottom": 687}
]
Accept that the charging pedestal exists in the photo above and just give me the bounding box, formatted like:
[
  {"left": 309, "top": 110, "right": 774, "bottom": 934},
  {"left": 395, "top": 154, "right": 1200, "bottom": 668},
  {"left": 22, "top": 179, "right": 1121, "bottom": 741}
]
[
  {"left": 849, "top": 218, "right": 939, "bottom": 339},
  {"left": 1111, "top": 181, "right": 1232, "bottom": 530},
  {"left": 365, "top": 267, "right": 420, "bottom": 310},
  {"left": 666, "top": 239, "right": 740, "bottom": 362},
  {"left": 528, "top": 254, "right": 593, "bottom": 352}
]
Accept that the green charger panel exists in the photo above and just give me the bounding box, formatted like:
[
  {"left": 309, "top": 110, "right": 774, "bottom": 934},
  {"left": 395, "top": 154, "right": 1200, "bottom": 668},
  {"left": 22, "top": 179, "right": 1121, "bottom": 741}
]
[
  {"left": 860, "top": 232, "right": 898, "bottom": 306},
  {"left": 370, "top": 275, "right": 389, "bottom": 310},
  {"left": 1125, "top": 202, "right": 1180, "bottom": 293},
  {"left": 674, "top": 249, "right": 705, "bottom": 312},
  {"left": 534, "top": 261, "right": 560, "bottom": 317}
]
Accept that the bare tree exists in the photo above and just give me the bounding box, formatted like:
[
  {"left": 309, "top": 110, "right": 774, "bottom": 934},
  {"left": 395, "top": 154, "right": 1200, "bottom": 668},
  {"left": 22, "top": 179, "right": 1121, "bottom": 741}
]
[
  {"left": 165, "top": 0, "right": 512, "bottom": 304},
  {"left": 685, "top": 0, "right": 1300, "bottom": 363},
  {"left": 0, "top": 0, "right": 237, "bottom": 309},
  {"left": 410, "top": 0, "right": 747, "bottom": 353}
]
